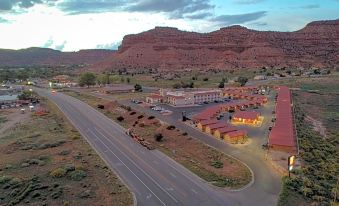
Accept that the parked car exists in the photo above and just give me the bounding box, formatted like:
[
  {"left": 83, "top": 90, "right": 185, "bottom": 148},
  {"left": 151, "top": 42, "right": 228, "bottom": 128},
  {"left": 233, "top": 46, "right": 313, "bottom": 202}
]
[{"left": 203, "top": 101, "right": 209, "bottom": 104}]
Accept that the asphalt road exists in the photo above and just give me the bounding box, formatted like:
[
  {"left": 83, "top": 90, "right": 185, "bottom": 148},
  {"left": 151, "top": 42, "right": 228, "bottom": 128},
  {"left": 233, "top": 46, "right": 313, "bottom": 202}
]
[
  {"left": 36, "top": 88, "right": 243, "bottom": 206},
  {"left": 89, "top": 91, "right": 282, "bottom": 206}
]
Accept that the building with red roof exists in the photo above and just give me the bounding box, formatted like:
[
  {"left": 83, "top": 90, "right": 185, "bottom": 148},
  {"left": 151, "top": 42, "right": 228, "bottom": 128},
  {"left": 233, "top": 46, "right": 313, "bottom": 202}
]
[
  {"left": 205, "top": 122, "right": 229, "bottom": 135},
  {"left": 224, "top": 130, "right": 248, "bottom": 144},
  {"left": 214, "top": 126, "right": 238, "bottom": 139},
  {"left": 232, "top": 111, "right": 261, "bottom": 125},
  {"left": 268, "top": 86, "right": 296, "bottom": 153},
  {"left": 197, "top": 119, "right": 218, "bottom": 131}
]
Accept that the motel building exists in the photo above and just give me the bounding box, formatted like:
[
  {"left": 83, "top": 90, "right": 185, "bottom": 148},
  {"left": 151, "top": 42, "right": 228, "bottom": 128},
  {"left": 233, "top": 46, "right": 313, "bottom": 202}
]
[
  {"left": 166, "top": 92, "right": 195, "bottom": 106},
  {"left": 205, "top": 122, "right": 229, "bottom": 135},
  {"left": 146, "top": 94, "right": 164, "bottom": 104},
  {"left": 214, "top": 126, "right": 238, "bottom": 139},
  {"left": 146, "top": 89, "right": 222, "bottom": 106},
  {"left": 192, "top": 90, "right": 221, "bottom": 104},
  {"left": 232, "top": 111, "right": 262, "bottom": 125},
  {"left": 224, "top": 130, "right": 248, "bottom": 144},
  {"left": 197, "top": 119, "right": 218, "bottom": 131}
]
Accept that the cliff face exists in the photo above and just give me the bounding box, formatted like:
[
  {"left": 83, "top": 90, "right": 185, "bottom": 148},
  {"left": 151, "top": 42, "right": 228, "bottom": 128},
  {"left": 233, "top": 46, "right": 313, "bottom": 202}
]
[
  {"left": 0, "top": 47, "right": 116, "bottom": 67},
  {"left": 97, "top": 19, "right": 339, "bottom": 71}
]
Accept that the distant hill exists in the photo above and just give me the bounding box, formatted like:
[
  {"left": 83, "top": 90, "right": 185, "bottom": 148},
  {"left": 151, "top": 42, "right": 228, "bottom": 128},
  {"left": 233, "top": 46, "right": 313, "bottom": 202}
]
[
  {"left": 0, "top": 47, "right": 116, "bottom": 67},
  {"left": 88, "top": 19, "right": 339, "bottom": 72}
]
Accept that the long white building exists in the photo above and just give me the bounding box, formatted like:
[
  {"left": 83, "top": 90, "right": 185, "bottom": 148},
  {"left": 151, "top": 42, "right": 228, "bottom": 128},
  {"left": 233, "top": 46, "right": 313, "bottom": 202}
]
[{"left": 146, "top": 89, "right": 222, "bottom": 106}]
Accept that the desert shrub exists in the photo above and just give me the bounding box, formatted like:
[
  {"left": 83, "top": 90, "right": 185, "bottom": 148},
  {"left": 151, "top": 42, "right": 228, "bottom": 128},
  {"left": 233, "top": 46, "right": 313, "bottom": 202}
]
[
  {"left": 51, "top": 188, "right": 63, "bottom": 199},
  {"left": 0, "top": 176, "right": 12, "bottom": 184},
  {"left": 154, "top": 133, "right": 164, "bottom": 142},
  {"left": 167, "top": 125, "right": 176, "bottom": 130},
  {"left": 64, "top": 164, "right": 76, "bottom": 172},
  {"left": 38, "top": 140, "right": 66, "bottom": 149},
  {"left": 116, "top": 116, "right": 124, "bottom": 122},
  {"left": 148, "top": 116, "right": 155, "bottom": 120},
  {"left": 211, "top": 160, "right": 224, "bottom": 169},
  {"left": 182, "top": 132, "right": 188, "bottom": 136},
  {"left": 58, "top": 150, "right": 71, "bottom": 156},
  {"left": 137, "top": 115, "right": 144, "bottom": 119},
  {"left": 69, "top": 170, "right": 87, "bottom": 181},
  {"left": 120, "top": 105, "right": 132, "bottom": 111},
  {"left": 50, "top": 168, "right": 67, "bottom": 178},
  {"left": 130, "top": 111, "right": 136, "bottom": 115}
]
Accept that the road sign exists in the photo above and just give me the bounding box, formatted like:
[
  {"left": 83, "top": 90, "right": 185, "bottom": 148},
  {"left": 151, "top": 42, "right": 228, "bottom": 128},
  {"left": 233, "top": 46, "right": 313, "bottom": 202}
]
[{"left": 288, "top": 155, "right": 296, "bottom": 177}]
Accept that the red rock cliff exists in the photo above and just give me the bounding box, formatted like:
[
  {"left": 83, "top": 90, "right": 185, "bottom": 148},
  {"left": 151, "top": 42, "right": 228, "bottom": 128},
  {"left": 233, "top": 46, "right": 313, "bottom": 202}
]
[{"left": 94, "top": 19, "right": 339, "bottom": 71}]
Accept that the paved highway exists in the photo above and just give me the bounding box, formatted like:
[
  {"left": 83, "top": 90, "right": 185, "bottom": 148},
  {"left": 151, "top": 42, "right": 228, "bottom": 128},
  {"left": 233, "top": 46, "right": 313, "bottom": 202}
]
[{"left": 37, "top": 88, "right": 241, "bottom": 206}]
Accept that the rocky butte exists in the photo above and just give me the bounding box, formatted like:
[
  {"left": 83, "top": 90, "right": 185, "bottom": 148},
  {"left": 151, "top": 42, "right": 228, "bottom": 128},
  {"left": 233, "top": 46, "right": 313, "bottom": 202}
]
[
  {"left": 91, "top": 19, "right": 339, "bottom": 71},
  {"left": 0, "top": 47, "right": 116, "bottom": 67}
]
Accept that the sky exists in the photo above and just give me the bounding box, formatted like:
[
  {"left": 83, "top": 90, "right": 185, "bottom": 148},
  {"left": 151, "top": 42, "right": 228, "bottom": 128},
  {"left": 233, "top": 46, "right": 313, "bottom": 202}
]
[{"left": 0, "top": 0, "right": 338, "bottom": 51}]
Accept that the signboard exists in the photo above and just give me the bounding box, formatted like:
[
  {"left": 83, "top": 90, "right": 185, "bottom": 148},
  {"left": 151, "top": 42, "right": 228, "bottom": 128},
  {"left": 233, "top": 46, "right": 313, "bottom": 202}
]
[
  {"left": 288, "top": 155, "right": 296, "bottom": 171},
  {"left": 288, "top": 155, "right": 296, "bottom": 177}
]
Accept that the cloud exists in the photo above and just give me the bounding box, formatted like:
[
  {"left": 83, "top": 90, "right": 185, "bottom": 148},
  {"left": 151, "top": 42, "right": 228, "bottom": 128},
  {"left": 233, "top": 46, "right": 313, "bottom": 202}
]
[
  {"left": 212, "top": 11, "right": 267, "bottom": 25},
  {"left": 295, "top": 4, "right": 320, "bottom": 9},
  {"left": 127, "top": 0, "right": 214, "bottom": 19},
  {"left": 42, "top": 38, "right": 67, "bottom": 51},
  {"left": 233, "top": 0, "right": 265, "bottom": 4},
  {"left": 185, "top": 12, "right": 213, "bottom": 19},
  {"left": 57, "top": 0, "right": 129, "bottom": 15},
  {"left": 43, "top": 38, "right": 54, "bottom": 48},
  {"left": 96, "top": 42, "right": 121, "bottom": 50},
  {"left": 251, "top": 22, "right": 267, "bottom": 27},
  {"left": 0, "top": 17, "right": 9, "bottom": 23},
  {"left": 0, "top": 1, "right": 12, "bottom": 11},
  {"left": 0, "top": 0, "right": 41, "bottom": 11},
  {"left": 57, "top": 0, "right": 214, "bottom": 19},
  {"left": 55, "top": 41, "right": 67, "bottom": 51},
  {"left": 0, "top": 0, "right": 56, "bottom": 12}
]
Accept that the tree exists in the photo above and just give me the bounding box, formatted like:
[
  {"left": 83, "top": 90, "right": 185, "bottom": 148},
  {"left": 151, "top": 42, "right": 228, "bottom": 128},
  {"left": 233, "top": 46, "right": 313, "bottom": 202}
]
[
  {"left": 154, "top": 133, "right": 163, "bottom": 142},
  {"left": 237, "top": 76, "right": 248, "bottom": 87},
  {"left": 313, "top": 69, "right": 321, "bottom": 75},
  {"left": 218, "top": 81, "right": 225, "bottom": 88},
  {"left": 134, "top": 84, "right": 142, "bottom": 92},
  {"left": 189, "top": 82, "right": 194, "bottom": 88},
  {"left": 79, "top": 72, "right": 96, "bottom": 88},
  {"left": 173, "top": 83, "right": 181, "bottom": 89},
  {"left": 203, "top": 77, "right": 209, "bottom": 81},
  {"left": 18, "top": 90, "right": 33, "bottom": 100},
  {"left": 222, "top": 77, "right": 228, "bottom": 83},
  {"left": 126, "top": 77, "right": 130, "bottom": 83}
]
